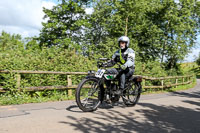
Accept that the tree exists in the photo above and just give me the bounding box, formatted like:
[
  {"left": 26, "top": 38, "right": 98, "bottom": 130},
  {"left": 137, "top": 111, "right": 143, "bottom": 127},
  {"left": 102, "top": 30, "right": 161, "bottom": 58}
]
[
  {"left": 87, "top": 0, "right": 200, "bottom": 66},
  {"left": 38, "top": 0, "right": 88, "bottom": 47},
  {"left": 0, "top": 31, "right": 23, "bottom": 51},
  {"left": 38, "top": 0, "right": 200, "bottom": 71}
]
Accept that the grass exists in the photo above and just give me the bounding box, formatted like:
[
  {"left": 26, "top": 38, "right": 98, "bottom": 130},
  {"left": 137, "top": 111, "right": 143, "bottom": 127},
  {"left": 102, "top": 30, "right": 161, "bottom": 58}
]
[
  {"left": 0, "top": 63, "right": 199, "bottom": 106},
  {"left": 0, "top": 90, "right": 75, "bottom": 106},
  {"left": 142, "top": 79, "right": 197, "bottom": 95},
  {"left": 0, "top": 79, "right": 197, "bottom": 106}
]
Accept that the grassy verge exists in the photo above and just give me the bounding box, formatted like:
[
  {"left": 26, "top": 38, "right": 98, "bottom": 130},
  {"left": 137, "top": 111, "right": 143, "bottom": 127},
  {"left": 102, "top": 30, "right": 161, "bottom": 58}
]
[
  {"left": 142, "top": 79, "right": 197, "bottom": 95},
  {"left": 0, "top": 79, "right": 197, "bottom": 106},
  {"left": 0, "top": 90, "right": 75, "bottom": 106}
]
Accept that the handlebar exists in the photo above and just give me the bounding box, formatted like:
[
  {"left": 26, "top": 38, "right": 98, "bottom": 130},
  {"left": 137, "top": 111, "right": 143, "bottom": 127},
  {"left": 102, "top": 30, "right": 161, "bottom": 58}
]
[
  {"left": 97, "top": 61, "right": 106, "bottom": 68},
  {"left": 97, "top": 58, "right": 122, "bottom": 69}
]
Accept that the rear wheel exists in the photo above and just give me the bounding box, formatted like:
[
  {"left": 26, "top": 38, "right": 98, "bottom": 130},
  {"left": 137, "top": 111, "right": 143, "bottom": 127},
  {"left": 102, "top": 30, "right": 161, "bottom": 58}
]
[
  {"left": 76, "top": 78, "right": 101, "bottom": 112},
  {"left": 122, "top": 82, "right": 141, "bottom": 106}
]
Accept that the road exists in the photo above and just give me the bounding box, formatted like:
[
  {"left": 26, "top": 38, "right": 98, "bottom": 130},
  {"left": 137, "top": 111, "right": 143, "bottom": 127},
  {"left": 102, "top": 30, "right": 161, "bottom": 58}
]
[{"left": 0, "top": 79, "right": 200, "bottom": 133}]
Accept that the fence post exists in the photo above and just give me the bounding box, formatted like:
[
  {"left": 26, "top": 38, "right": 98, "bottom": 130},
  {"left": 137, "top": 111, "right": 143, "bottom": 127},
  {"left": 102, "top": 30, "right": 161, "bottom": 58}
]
[
  {"left": 176, "top": 78, "right": 178, "bottom": 88},
  {"left": 16, "top": 74, "right": 21, "bottom": 89},
  {"left": 161, "top": 79, "right": 164, "bottom": 90},
  {"left": 182, "top": 77, "right": 185, "bottom": 84},
  {"left": 143, "top": 78, "right": 146, "bottom": 91},
  {"left": 67, "top": 75, "right": 72, "bottom": 97}
]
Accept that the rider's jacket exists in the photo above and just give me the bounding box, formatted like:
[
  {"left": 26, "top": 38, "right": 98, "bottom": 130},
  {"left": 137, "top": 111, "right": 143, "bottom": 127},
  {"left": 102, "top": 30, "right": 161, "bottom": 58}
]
[{"left": 110, "top": 48, "right": 135, "bottom": 69}]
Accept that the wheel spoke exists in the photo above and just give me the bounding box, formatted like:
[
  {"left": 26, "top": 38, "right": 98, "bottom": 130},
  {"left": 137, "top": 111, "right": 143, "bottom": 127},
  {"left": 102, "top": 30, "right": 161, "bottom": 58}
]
[
  {"left": 87, "top": 83, "right": 98, "bottom": 96},
  {"left": 76, "top": 78, "right": 101, "bottom": 112},
  {"left": 82, "top": 98, "right": 89, "bottom": 107},
  {"left": 122, "top": 83, "right": 141, "bottom": 106}
]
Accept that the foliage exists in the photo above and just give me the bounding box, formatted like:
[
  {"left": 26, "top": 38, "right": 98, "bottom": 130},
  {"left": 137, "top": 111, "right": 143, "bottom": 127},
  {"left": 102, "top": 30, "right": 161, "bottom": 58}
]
[
  {"left": 39, "top": 0, "right": 88, "bottom": 47},
  {"left": 88, "top": 0, "right": 200, "bottom": 68},
  {"left": 0, "top": 90, "right": 71, "bottom": 105},
  {"left": 0, "top": 32, "right": 97, "bottom": 90},
  {"left": 38, "top": 0, "right": 200, "bottom": 68},
  {"left": 196, "top": 52, "right": 200, "bottom": 66},
  {"left": 143, "top": 78, "right": 196, "bottom": 95},
  {"left": 1, "top": 0, "right": 200, "bottom": 105}
]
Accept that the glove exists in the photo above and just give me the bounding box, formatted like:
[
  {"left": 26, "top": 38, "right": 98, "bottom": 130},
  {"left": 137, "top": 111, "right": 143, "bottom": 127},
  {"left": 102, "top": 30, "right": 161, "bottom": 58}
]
[{"left": 121, "top": 64, "right": 127, "bottom": 70}]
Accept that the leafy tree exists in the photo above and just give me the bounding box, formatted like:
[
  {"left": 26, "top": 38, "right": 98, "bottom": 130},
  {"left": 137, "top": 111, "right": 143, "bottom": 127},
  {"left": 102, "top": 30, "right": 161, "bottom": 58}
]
[
  {"left": 0, "top": 31, "right": 23, "bottom": 51},
  {"left": 39, "top": 0, "right": 88, "bottom": 47},
  {"left": 37, "top": 0, "right": 200, "bottom": 72},
  {"left": 85, "top": 0, "right": 200, "bottom": 67},
  {"left": 0, "top": 32, "right": 97, "bottom": 90}
]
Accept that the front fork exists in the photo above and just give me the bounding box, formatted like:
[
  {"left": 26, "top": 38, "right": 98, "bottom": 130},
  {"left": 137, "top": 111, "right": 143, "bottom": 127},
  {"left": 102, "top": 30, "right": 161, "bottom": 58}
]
[
  {"left": 98, "top": 79, "right": 114, "bottom": 102},
  {"left": 98, "top": 78, "right": 105, "bottom": 102}
]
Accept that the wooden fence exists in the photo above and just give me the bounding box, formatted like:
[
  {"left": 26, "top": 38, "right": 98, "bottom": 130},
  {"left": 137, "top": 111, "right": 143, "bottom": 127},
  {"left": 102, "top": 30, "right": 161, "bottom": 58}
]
[{"left": 0, "top": 70, "right": 194, "bottom": 96}]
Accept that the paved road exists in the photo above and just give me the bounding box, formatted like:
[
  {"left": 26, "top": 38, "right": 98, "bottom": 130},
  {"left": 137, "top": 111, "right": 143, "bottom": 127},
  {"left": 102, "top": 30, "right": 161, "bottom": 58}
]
[{"left": 0, "top": 79, "right": 200, "bottom": 133}]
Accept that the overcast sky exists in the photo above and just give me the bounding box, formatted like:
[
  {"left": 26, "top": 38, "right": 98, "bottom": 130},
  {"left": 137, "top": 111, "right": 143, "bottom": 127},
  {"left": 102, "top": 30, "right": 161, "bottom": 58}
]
[{"left": 0, "top": 0, "right": 199, "bottom": 62}]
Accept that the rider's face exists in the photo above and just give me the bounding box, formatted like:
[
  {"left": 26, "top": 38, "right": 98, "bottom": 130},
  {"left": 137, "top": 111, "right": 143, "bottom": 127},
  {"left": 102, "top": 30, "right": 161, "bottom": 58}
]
[{"left": 120, "top": 41, "right": 126, "bottom": 49}]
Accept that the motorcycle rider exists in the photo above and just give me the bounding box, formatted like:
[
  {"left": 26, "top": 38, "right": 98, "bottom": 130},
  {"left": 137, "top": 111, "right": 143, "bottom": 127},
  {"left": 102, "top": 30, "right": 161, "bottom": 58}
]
[{"left": 105, "top": 36, "right": 135, "bottom": 95}]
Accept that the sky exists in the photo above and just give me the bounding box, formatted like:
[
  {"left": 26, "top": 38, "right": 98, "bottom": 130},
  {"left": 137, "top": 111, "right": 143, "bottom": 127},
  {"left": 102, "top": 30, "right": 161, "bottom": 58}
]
[
  {"left": 0, "top": 0, "right": 57, "bottom": 37},
  {"left": 0, "top": 0, "right": 199, "bottom": 62}
]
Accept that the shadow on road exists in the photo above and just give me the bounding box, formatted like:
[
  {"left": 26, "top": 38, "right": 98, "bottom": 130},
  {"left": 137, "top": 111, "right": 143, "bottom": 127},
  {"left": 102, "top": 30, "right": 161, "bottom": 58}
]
[
  {"left": 183, "top": 100, "right": 200, "bottom": 108},
  {"left": 66, "top": 102, "right": 125, "bottom": 113},
  {"left": 169, "top": 79, "right": 200, "bottom": 100},
  {"left": 61, "top": 79, "right": 200, "bottom": 133},
  {"left": 60, "top": 101, "right": 200, "bottom": 133},
  {"left": 66, "top": 105, "right": 84, "bottom": 113},
  {"left": 171, "top": 91, "right": 200, "bottom": 99}
]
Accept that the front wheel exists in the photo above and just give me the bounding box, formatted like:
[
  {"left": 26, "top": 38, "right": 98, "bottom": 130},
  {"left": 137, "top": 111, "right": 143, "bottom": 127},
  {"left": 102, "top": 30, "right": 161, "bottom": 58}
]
[
  {"left": 76, "top": 78, "right": 101, "bottom": 112},
  {"left": 122, "top": 82, "right": 141, "bottom": 106}
]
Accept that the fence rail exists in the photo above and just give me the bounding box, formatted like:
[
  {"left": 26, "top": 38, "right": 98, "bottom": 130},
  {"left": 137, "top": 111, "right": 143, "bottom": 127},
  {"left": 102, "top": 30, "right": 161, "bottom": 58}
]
[{"left": 0, "top": 70, "right": 194, "bottom": 96}]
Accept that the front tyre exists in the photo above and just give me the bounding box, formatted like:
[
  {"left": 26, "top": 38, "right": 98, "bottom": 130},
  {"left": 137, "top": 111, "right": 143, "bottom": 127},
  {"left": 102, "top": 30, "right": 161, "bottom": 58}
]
[
  {"left": 122, "top": 82, "right": 141, "bottom": 106},
  {"left": 76, "top": 78, "right": 101, "bottom": 112}
]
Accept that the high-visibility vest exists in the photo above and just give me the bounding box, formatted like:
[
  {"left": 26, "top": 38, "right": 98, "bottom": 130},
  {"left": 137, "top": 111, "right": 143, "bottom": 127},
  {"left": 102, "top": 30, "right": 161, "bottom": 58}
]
[{"left": 119, "top": 49, "right": 126, "bottom": 65}]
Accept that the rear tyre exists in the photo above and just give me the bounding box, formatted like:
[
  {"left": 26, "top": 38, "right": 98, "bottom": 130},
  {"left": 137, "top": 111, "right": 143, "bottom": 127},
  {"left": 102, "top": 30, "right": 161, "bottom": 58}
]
[
  {"left": 122, "top": 82, "right": 141, "bottom": 106},
  {"left": 76, "top": 78, "right": 101, "bottom": 112}
]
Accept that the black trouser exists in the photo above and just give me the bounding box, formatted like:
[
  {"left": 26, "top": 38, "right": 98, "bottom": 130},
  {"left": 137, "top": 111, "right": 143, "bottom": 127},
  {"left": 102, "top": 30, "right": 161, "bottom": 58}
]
[{"left": 106, "top": 67, "right": 134, "bottom": 89}]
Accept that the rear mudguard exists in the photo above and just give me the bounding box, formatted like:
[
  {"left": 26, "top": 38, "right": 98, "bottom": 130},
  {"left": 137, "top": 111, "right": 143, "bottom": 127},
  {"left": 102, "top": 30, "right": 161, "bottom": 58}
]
[
  {"left": 132, "top": 76, "right": 143, "bottom": 82},
  {"left": 130, "top": 76, "right": 143, "bottom": 92}
]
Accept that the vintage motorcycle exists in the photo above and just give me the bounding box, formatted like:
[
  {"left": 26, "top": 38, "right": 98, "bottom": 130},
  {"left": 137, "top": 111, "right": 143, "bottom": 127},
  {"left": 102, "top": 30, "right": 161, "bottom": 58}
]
[{"left": 75, "top": 58, "right": 142, "bottom": 112}]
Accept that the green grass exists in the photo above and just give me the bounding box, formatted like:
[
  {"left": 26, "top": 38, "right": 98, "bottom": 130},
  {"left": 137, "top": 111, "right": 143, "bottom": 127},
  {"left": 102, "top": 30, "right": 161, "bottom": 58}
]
[
  {"left": 0, "top": 79, "right": 197, "bottom": 106},
  {"left": 1, "top": 62, "right": 199, "bottom": 106},
  {"left": 142, "top": 79, "right": 197, "bottom": 95},
  {"left": 0, "top": 90, "right": 75, "bottom": 106}
]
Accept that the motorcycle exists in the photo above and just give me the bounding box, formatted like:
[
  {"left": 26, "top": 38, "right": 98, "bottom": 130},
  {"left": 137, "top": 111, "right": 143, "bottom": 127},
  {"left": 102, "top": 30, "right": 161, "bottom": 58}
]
[{"left": 75, "top": 58, "right": 142, "bottom": 112}]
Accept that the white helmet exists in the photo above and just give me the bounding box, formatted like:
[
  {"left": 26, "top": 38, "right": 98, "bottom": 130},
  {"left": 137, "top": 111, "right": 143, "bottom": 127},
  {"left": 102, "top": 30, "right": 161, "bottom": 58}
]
[{"left": 118, "top": 36, "right": 130, "bottom": 48}]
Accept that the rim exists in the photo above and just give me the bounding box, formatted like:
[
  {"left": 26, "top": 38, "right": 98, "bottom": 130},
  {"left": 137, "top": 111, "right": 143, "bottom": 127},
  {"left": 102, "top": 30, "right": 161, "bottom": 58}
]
[
  {"left": 79, "top": 79, "right": 100, "bottom": 110},
  {"left": 123, "top": 84, "right": 139, "bottom": 103}
]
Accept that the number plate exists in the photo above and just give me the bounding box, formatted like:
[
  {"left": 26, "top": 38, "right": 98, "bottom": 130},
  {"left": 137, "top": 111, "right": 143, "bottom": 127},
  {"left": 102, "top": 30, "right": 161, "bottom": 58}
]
[{"left": 95, "top": 69, "right": 106, "bottom": 78}]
